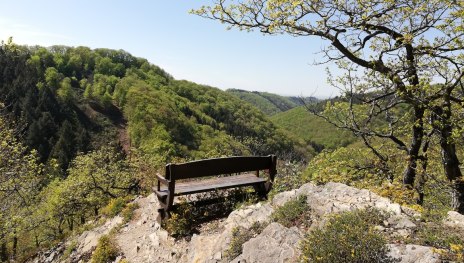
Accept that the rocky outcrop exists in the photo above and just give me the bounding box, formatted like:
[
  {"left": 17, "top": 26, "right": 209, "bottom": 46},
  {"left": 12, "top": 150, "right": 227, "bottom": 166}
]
[
  {"left": 36, "top": 182, "right": 463, "bottom": 263},
  {"left": 231, "top": 223, "right": 301, "bottom": 263}
]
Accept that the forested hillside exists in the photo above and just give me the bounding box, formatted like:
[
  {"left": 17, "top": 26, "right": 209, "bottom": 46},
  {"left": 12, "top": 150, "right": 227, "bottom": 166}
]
[
  {"left": 0, "top": 40, "right": 312, "bottom": 261},
  {"left": 271, "top": 106, "right": 356, "bottom": 151},
  {"left": 226, "top": 88, "right": 316, "bottom": 116}
]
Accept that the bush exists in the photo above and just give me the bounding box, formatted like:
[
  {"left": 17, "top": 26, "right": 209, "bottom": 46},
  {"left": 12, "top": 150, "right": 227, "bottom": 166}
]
[
  {"left": 91, "top": 235, "right": 118, "bottom": 263},
  {"left": 271, "top": 195, "right": 310, "bottom": 228},
  {"left": 162, "top": 200, "right": 195, "bottom": 238},
  {"left": 300, "top": 209, "right": 395, "bottom": 263},
  {"left": 223, "top": 222, "right": 266, "bottom": 260},
  {"left": 269, "top": 161, "right": 306, "bottom": 198},
  {"left": 121, "top": 203, "right": 139, "bottom": 223},
  {"left": 101, "top": 197, "right": 127, "bottom": 218}
]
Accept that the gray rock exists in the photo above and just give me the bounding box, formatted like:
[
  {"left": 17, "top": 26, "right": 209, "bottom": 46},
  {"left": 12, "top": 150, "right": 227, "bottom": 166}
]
[
  {"left": 231, "top": 223, "right": 302, "bottom": 263},
  {"left": 443, "top": 211, "right": 464, "bottom": 229},
  {"left": 298, "top": 182, "right": 404, "bottom": 217},
  {"left": 388, "top": 244, "right": 440, "bottom": 263},
  {"left": 388, "top": 215, "right": 417, "bottom": 229}
]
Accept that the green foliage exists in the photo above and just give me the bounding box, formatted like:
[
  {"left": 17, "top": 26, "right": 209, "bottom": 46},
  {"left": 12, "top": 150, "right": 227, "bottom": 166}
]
[
  {"left": 223, "top": 222, "right": 266, "bottom": 261},
  {"left": 271, "top": 195, "right": 310, "bottom": 228},
  {"left": 101, "top": 198, "right": 128, "bottom": 218},
  {"left": 121, "top": 203, "right": 139, "bottom": 223},
  {"left": 62, "top": 240, "right": 78, "bottom": 259},
  {"left": 0, "top": 113, "right": 46, "bottom": 261},
  {"left": 300, "top": 209, "right": 393, "bottom": 263},
  {"left": 162, "top": 200, "right": 196, "bottom": 238},
  {"left": 91, "top": 235, "right": 118, "bottom": 263},
  {"left": 271, "top": 106, "right": 357, "bottom": 150},
  {"left": 227, "top": 89, "right": 298, "bottom": 115},
  {"left": 269, "top": 161, "right": 306, "bottom": 198}
]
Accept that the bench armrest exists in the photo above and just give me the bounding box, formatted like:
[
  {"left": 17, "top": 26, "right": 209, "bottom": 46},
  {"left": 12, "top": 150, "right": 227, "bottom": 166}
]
[{"left": 156, "top": 173, "right": 169, "bottom": 185}]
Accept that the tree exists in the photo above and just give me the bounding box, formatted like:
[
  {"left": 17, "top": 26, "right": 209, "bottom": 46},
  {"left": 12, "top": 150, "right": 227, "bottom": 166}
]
[
  {"left": 0, "top": 110, "right": 45, "bottom": 260},
  {"left": 193, "top": 1, "right": 464, "bottom": 212}
]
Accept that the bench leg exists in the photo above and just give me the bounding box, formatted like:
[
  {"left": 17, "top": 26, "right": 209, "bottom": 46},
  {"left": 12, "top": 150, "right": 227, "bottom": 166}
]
[
  {"left": 253, "top": 183, "right": 268, "bottom": 199},
  {"left": 156, "top": 193, "right": 173, "bottom": 222}
]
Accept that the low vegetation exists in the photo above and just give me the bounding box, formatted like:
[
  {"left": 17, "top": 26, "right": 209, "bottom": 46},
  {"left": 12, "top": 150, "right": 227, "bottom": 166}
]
[
  {"left": 91, "top": 235, "right": 119, "bottom": 263},
  {"left": 300, "top": 208, "right": 394, "bottom": 263},
  {"left": 271, "top": 195, "right": 310, "bottom": 228},
  {"left": 223, "top": 222, "right": 266, "bottom": 261}
]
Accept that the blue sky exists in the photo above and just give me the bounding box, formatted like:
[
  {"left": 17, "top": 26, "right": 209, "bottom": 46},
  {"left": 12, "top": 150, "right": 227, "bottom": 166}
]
[{"left": 0, "top": 0, "right": 339, "bottom": 97}]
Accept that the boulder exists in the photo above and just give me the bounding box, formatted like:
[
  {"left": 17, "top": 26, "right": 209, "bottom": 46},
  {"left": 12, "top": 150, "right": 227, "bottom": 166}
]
[
  {"left": 231, "top": 223, "right": 301, "bottom": 263},
  {"left": 387, "top": 244, "right": 440, "bottom": 263}
]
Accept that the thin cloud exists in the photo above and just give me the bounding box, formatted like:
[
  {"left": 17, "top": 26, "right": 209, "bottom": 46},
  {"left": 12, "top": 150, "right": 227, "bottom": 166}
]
[{"left": 0, "top": 17, "right": 72, "bottom": 46}]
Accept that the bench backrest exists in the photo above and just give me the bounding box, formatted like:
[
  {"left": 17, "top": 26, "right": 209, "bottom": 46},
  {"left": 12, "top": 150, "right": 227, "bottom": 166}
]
[{"left": 165, "top": 155, "right": 277, "bottom": 180}]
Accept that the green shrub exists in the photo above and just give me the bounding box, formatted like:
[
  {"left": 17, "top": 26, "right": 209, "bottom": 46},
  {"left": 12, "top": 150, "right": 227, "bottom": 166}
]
[
  {"left": 62, "top": 240, "right": 77, "bottom": 259},
  {"left": 269, "top": 161, "right": 306, "bottom": 198},
  {"left": 91, "top": 235, "right": 119, "bottom": 263},
  {"left": 271, "top": 195, "right": 310, "bottom": 228},
  {"left": 300, "top": 209, "right": 394, "bottom": 263},
  {"left": 101, "top": 197, "right": 127, "bottom": 218},
  {"left": 223, "top": 222, "right": 266, "bottom": 260},
  {"left": 121, "top": 203, "right": 139, "bottom": 223},
  {"left": 162, "top": 200, "right": 195, "bottom": 238}
]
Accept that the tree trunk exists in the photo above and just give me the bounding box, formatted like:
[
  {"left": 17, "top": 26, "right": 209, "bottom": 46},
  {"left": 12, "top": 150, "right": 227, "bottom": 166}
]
[
  {"left": 452, "top": 180, "right": 464, "bottom": 213},
  {"left": 0, "top": 237, "right": 7, "bottom": 262},
  {"left": 434, "top": 100, "right": 464, "bottom": 213},
  {"left": 12, "top": 235, "right": 17, "bottom": 258},
  {"left": 403, "top": 106, "right": 425, "bottom": 186}
]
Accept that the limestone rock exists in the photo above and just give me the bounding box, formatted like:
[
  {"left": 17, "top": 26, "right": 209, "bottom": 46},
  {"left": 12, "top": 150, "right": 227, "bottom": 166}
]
[
  {"left": 29, "top": 182, "right": 442, "bottom": 263},
  {"left": 443, "top": 211, "right": 464, "bottom": 229},
  {"left": 387, "top": 244, "right": 440, "bottom": 263},
  {"left": 232, "top": 223, "right": 302, "bottom": 263}
]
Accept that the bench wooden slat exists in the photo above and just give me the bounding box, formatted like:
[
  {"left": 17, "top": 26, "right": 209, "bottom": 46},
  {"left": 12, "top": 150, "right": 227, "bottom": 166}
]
[
  {"left": 160, "top": 173, "right": 267, "bottom": 195},
  {"left": 167, "top": 156, "right": 273, "bottom": 180}
]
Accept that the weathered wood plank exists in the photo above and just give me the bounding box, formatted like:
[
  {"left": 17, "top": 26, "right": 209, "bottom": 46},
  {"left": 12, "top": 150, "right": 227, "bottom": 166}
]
[
  {"left": 160, "top": 173, "right": 267, "bottom": 195},
  {"left": 167, "top": 156, "right": 273, "bottom": 180}
]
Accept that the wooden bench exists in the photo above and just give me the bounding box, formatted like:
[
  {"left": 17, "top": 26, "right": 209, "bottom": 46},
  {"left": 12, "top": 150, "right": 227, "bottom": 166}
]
[{"left": 155, "top": 155, "right": 277, "bottom": 221}]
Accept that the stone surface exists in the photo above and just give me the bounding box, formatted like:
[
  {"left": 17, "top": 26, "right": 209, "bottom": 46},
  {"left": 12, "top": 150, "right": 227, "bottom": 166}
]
[
  {"left": 76, "top": 215, "right": 123, "bottom": 255},
  {"left": 443, "top": 211, "right": 464, "bottom": 229},
  {"left": 388, "top": 244, "right": 441, "bottom": 263},
  {"left": 232, "top": 223, "right": 302, "bottom": 263}
]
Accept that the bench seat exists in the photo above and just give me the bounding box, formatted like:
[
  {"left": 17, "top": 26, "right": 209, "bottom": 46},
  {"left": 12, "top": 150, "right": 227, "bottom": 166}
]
[{"left": 157, "top": 173, "right": 267, "bottom": 196}]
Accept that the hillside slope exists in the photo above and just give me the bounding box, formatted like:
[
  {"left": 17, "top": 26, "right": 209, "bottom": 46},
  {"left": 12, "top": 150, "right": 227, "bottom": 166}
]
[
  {"left": 226, "top": 89, "right": 316, "bottom": 116},
  {"left": 1, "top": 44, "right": 309, "bottom": 167},
  {"left": 271, "top": 106, "right": 356, "bottom": 150}
]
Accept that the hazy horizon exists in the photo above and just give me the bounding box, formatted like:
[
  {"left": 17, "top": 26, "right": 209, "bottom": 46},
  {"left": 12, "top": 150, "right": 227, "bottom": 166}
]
[{"left": 0, "top": 0, "right": 341, "bottom": 98}]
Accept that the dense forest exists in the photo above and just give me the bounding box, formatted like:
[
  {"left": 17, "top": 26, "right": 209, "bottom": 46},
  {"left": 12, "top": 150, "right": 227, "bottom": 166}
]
[
  {"left": 226, "top": 89, "right": 316, "bottom": 116},
  {"left": 0, "top": 39, "right": 313, "bottom": 261},
  {"left": 271, "top": 106, "right": 356, "bottom": 151}
]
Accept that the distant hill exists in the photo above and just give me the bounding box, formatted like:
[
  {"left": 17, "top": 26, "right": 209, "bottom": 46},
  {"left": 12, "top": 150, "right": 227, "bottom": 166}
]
[
  {"left": 0, "top": 44, "right": 311, "bottom": 170},
  {"left": 226, "top": 89, "right": 317, "bottom": 116},
  {"left": 271, "top": 106, "right": 357, "bottom": 151}
]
